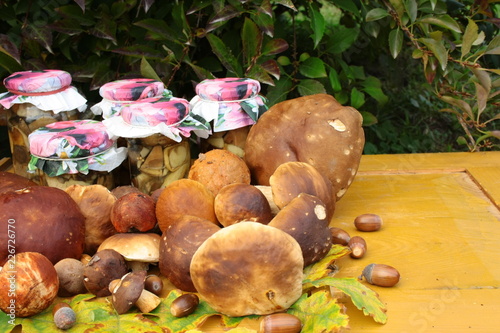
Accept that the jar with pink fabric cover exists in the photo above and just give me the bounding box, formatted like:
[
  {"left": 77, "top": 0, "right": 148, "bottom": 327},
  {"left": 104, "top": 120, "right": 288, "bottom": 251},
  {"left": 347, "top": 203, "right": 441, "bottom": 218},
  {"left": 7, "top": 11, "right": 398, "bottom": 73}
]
[
  {"left": 0, "top": 69, "right": 87, "bottom": 179},
  {"left": 27, "top": 119, "right": 127, "bottom": 189},
  {"left": 90, "top": 78, "right": 172, "bottom": 119},
  {"left": 103, "top": 97, "right": 210, "bottom": 195},
  {"left": 189, "top": 77, "right": 268, "bottom": 158}
]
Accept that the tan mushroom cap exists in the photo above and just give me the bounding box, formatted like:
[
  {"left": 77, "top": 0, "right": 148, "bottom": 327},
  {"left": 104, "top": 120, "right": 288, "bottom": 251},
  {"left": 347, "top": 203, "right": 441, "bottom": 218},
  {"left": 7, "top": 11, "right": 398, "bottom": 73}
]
[
  {"left": 190, "top": 222, "right": 304, "bottom": 317},
  {"left": 97, "top": 233, "right": 161, "bottom": 263}
]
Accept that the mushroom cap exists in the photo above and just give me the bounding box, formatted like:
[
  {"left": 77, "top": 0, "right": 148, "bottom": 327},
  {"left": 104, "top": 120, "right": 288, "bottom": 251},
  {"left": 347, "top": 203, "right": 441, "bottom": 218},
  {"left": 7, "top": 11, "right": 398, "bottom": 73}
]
[
  {"left": 0, "top": 252, "right": 59, "bottom": 317},
  {"left": 112, "top": 271, "right": 147, "bottom": 314},
  {"left": 245, "top": 94, "right": 364, "bottom": 201},
  {"left": 0, "top": 186, "right": 85, "bottom": 265},
  {"left": 159, "top": 215, "right": 221, "bottom": 292},
  {"left": 0, "top": 171, "right": 38, "bottom": 194},
  {"left": 65, "top": 184, "right": 118, "bottom": 255},
  {"left": 54, "top": 258, "right": 87, "bottom": 297},
  {"left": 110, "top": 192, "right": 157, "bottom": 233},
  {"left": 214, "top": 183, "right": 273, "bottom": 227},
  {"left": 269, "top": 161, "right": 335, "bottom": 221},
  {"left": 190, "top": 222, "right": 304, "bottom": 317},
  {"left": 97, "top": 233, "right": 161, "bottom": 262},
  {"left": 83, "top": 249, "right": 129, "bottom": 297},
  {"left": 269, "top": 193, "right": 333, "bottom": 266}
]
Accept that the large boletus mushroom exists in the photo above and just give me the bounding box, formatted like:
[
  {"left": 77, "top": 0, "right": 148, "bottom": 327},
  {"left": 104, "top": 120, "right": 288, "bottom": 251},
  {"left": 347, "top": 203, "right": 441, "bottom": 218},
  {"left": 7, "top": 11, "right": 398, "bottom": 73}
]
[
  {"left": 110, "top": 192, "right": 157, "bottom": 233},
  {"left": 269, "top": 193, "right": 333, "bottom": 267},
  {"left": 159, "top": 215, "right": 221, "bottom": 292},
  {"left": 83, "top": 249, "right": 128, "bottom": 297},
  {"left": 65, "top": 184, "right": 118, "bottom": 255},
  {"left": 0, "top": 171, "right": 38, "bottom": 194},
  {"left": 0, "top": 186, "right": 85, "bottom": 265},
  {"left": 245, "top": 94, "right": 365, "bottom": 201},
  {"left": 190, "top": 222, "right": 304, "bottom": 317}
]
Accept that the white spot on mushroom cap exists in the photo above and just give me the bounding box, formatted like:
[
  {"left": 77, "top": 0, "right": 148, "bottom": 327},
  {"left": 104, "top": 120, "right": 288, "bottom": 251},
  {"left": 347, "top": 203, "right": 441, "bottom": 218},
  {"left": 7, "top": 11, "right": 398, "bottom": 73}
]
[
  {"left": 328, "top": 119, "right": 346, "bottom": 132},
  {"left": 314, "top": 205, "right": 326, "bottom": 220}
]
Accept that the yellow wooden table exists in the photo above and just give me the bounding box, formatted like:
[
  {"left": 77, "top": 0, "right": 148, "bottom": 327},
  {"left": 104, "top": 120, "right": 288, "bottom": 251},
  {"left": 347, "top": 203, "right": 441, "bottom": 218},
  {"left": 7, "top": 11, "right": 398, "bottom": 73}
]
[
  {"left": 4, "top": 152, "right": 500, "bottom": 332},
  {"left": 200, "top": 151, "right": 500, "bottom": 332}
]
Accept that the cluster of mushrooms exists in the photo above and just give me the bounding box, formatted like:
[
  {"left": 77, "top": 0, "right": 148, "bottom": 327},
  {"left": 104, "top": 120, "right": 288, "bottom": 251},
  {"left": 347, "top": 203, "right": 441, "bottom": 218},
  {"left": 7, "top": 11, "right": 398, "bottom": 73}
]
[{"left": 0, "top": 94, "right": 372, "bottom": 331}]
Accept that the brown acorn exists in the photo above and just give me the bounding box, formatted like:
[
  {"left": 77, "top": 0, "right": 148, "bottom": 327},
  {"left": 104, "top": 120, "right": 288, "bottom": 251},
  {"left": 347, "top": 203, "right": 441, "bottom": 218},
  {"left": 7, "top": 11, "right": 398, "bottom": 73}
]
[
  {"left": 145, "top": 275, "right": 164, "bottom": 296},
  {"left": 354, "top": 213, "right": 383, "bottom": 232},
  {"left": 359, "top": 263, "right": 400, "bottom": 287},
  {"left": 329, "top": 227, "right": 351, "bottom": 245},
  {"left": 348, "top": 235, "right": 367, "bottom": 259},
  {"left": 170, "top": 294, "right": 199, "bottom": 317},
  {"left": 259, "top": 313, "right": 302, "bottom": 333}
]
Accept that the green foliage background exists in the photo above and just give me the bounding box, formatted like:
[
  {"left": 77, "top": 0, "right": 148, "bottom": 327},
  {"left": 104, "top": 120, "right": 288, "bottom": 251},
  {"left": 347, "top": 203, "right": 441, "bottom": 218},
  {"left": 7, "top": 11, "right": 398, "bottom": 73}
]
[{"left": 0, "top": 0, "right": 498, "bottom": 156}]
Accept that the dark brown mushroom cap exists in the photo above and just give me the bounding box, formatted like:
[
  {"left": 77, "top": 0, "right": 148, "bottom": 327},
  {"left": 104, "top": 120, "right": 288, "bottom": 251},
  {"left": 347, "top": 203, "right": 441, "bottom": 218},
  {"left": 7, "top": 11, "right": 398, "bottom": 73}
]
[
  {"left": 269, "top": 193, "right": 333, "bottom": 267},
  {"left": 269, "top": 161, "right": 335, "bottom": 221},
  {"left": 83, "top": 249, "right": 128, "bottom": 297},
  {"left": 110, "top": 192, "right": 157, "bottom": 233},
  {"left": 54, "top": 258, "right": 87, "bottom": 297},
  {"left": 159, "top": 215, "right": 221, "bottom": 292},
  {"left": 112, "top": 271, "right": 147, "bottom": 315},
  {"left": 0, "top": 171, "right": 38, "bottom": 194},
  {"left": 0, "top": 186, "right": 85, "bottom": 266},
  {"left": 214, "top": 183, "right": 273, "bottom": 227},
  {"left": 190, "top": 222, "right": 304, "bottom": 317}
]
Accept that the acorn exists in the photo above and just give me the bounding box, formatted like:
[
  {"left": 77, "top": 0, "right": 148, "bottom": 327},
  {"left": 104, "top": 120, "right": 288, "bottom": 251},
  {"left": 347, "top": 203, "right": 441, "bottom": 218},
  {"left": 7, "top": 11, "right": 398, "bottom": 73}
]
[
  {"left": 348, "top": 235, "right": 367, "bottom": 259},
  {"left": 359, "top": 264, "right": 400, "bottom": 287},
  {"left": 329, "top": 227, "right": 351, "bottom": 245},
  {"left": 354, "top": 213, "right": 383, "bottom": 232},
  {"left": 259, "top": 313, "right": 302, "bottom": 333},
  {"left": 145, "top": 274, "right": 163, "bottom": 296},
  {"left": 52, "top": 302, "right": 76, "bottom": 330},
  {"left": 170, "top": 294, "right": 199, "bottom": 317}
]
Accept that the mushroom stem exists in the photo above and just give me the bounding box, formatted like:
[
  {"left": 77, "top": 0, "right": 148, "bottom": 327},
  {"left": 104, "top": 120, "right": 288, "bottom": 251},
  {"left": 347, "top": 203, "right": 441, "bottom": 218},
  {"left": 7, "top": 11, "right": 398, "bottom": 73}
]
[
  {"left": 127, "top": 261, "right": 150, "bottom": 272},
  {"left": 136, "top": 289, "right": 161, "bottom": 313}
]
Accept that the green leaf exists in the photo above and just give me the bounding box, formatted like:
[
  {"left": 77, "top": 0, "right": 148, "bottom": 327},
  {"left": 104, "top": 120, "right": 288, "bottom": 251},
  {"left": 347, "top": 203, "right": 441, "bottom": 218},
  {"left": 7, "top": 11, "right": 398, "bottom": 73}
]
[
  {"left": 485, "top": 35, "right": 500, "bottom": 55},
  {"left": 418, "top": 38, "right": 448, "bottom": 70},
  {"left": 472, "top": 67, "right": 491, "bottom": 92},
  {"left": 365, "top": 8, "right": 389, "bottom": 22},
  {"left": 361, "top": 111, "right": 378, "bottom": 126},
  {"left": 140, "top": 57, "right": 163, "bottom": 82},
  {"left": 309, "top": 4, "right": 325, "bottom": 49},
  {"left": 303, "top": 245, "right": 351, "bottom": 283},
  {"left": 362, "top": 76, "right": 389, "bottom": 105},
  {"left": 134, "top": 19, "right": 178, "bottom": 42},
  {"left": 297, "top": 79, "right": 327, "bottom": 96},
  {"left": 274, "top": 0, "right": 297, "bottom": 11},
  {"left": 0, "top": 52, "right": 23, "bottom": 73},
  {"left": 23, "top": 24, "right": 53, "bottom": 54},
  {"left": 389, "top": 0, "right": 405, "bottom": 18},
  {"left": 328, "top": 67, "right": 342, "bottom": 92},
  {"left": 266, "top": 77, "right": 293, "bottom": 105},
  {"left": 260, "top": 59, "right": 281, "bottom": 80},
  {"left": 350, "top": 87, "right": 366, "bottom": 109},
  {"left": 251, "top": 7, "right": 274, "bottom": 37},
  {"left": 288, "top": 290, "right": 349, "bottom": 332},
  {"left": 461, "top": 18, "right": 478, "bottom": 59},
  {"left": 404, "top": 0, "right": 418, "bottom": 23},
  {"left": 299, "top": 57, "right": 327, "bottom": 78},
  {"left": 475, "top": 82, "right": 488, "bottom": 117},
  {"left": 389, "top": 28, "right": 403, "bottom": 59},
  {"left": 206, "top": 33, "right": 243, "bottom": 76},
  {"left": 186, "top": 62, "right": 216, "bottom": 81},
  {"left": 331, "top": 0, "right": 359, "bottom": 14},
  {"left": 417, "top": 15, "right": 462, "bottom": 33},
  {"left": 261, "top": 38, "right": 288, "bottom": 56},
  {"left": 242, "top": 17, "right": 262, "bottom": 67},
  {"left": 326, "top": 26, "right": 359, "bottom": 54},
  {"left": 439, "top": 95, "right": 473, "bottom": 118},
  {"left": 247, "top": 64, "right": 275, "bottom": 86},
  {"left": 305, "top": 277, "right": 388, "bottom": 324}
]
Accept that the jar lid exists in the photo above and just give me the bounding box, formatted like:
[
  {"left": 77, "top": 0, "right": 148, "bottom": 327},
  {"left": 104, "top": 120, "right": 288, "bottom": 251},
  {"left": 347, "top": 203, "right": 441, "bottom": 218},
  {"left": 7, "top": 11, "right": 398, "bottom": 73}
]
[
  {"left": 99, "top": 78, "right": 165, "bottom": 101},
  {"left": 28, "top": 120, "right": 114, "bottom": 159},
  {"left": 196, "top": 78, "right": 261, "bottom": 101},
  {"left": 4, "top": 70, "right": 72, "bottom": 95},
  {"left": 121, "top": 97, "right": 190, "bottom": 127}
]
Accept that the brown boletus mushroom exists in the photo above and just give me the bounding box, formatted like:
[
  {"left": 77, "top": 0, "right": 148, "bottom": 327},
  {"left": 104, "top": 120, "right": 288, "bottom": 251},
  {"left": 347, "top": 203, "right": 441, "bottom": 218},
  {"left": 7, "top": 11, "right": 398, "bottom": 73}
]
[
  {"left": 97, "top": 233, "right": 161, "bottom": 272},
  {"left": 156, "top": 179, "right": 218, "bottom": 232},
  {"left": 65, "top": 184, "right": 118, "bottom": 255},
  {"left": 269, "top": 161, "right": 335, "bottom": 221},
  {"left": 188, "top": 149, "right": 251, "bottom": 196},
  {"left": 245, "top": 94, "right": 365, "bottom": 201},
  {"left": 190, "top": 222, "right": 304, "bottom": 317},
  {"left": 0, "top": 171, "right": 38, "bottom": 194},
  {"left": 159, "top": 215, "right": 221, "bottom": 292},
  {"left": 0, "top": 186, "right": 85, "bottom": 266},
  {"left": 110, "top": 192, "right": 157, "bottom": 233},
  {"left": 111, "top": 271, "right": 161, "bottom": 314},
  {"left": 269, "top": 193, "right": 333, "bottom": 267},
  {"left": 214, "top": 183, "right": 273, "bottom": 227},
  {"left": 0, "top": 252, "right": 59, "bottom": 317},
  {"left": 254, "top": 185, "right": 280, "bottom": 217},
  {"left": 83, "top": 249, "right": 128, "bottom": 297},
  {"left": 54, "top": 258, "right": 87, "bottom": 297},
  {"left": 110, "top": 185, "right": 142, "bottom": 199}
]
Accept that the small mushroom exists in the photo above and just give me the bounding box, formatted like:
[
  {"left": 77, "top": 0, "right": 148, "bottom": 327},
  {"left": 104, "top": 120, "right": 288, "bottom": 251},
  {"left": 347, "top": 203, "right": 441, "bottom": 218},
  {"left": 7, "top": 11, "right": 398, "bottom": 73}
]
[
  {"left": 190, "top": 222, "right": 304, "bottom": 317},
  {"left": 111, "top": 185, "right": 142, "bottom": 199},
  {"left": 111, "top": 271, "right": 161, "bottom": 314},
  {"left": 269, "top": 193, "right": 333, "bottom": 267},
  {"left": 110, "top": 192, "right": 157, "bottom": 233},
  {"left": 97, "top": 233, "right": 161, "bottom": 272},
  {"left": 54, "top": 258, "right": 87, "bottom": 297},
  {"left": 83, "top": 249, "right": 128, "bottom": 297},
  {"left": 214, "top": 183, "right": 273, "bottom": 227}
]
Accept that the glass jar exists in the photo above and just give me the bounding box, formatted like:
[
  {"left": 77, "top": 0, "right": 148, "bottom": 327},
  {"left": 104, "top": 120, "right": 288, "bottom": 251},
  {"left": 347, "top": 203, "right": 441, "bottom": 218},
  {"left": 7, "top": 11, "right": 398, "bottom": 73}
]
[
  {"left": 0, "top": 70, "right": 87, "bottom": 179},
  {"left": 90, "top": 78, "right": 172, "bottom": 119},
  {"left": 27, "top": 119, "right": 128, "bottom": 190},
  {"left": 189, "top": 77, "right": 268, "bottom": 158},
  {"left": 103, "top": 97, "right": 211, "bottom": 195}
]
